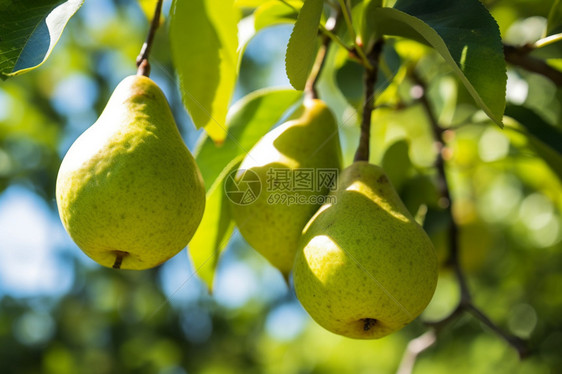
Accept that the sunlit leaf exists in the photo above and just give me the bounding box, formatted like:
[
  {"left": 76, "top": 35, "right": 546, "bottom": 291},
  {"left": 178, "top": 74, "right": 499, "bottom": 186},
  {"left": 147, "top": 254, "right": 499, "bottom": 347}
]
[
  {"left": 234, "top": 0, "right": 268, "bottom": 7},
  {"left": 0, "top": 0, "right": 84, "bottom": 79},
  {"left": 169, "top": 0, "right": 240, "bottom": 143},
  {"left": 285, "top": 0, "right": 324, "bottom": 90},
  {"left": 371, "top": 0, "right": 506, "bottom": 127},
  {"left": 195, "top": 88, "right": 302, "bottom": 189},
  {"left": 188, "top": 157, "right": 242, "bottom": 292},
  {"left": 254, "top": 0, "right": 300, "bottom": 31}
]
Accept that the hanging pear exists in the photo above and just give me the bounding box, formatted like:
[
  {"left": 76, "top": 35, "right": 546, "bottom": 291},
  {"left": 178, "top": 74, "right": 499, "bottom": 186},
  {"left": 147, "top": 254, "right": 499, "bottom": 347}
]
[
  {"left": 293, "top": 161, "right": 438, "bottom": 339},
  {"left": 229, "top": 99, "right": 342, "bottom": 278},
  {"left": 56, "top": 75, "right": 205, "bottom": 270}
]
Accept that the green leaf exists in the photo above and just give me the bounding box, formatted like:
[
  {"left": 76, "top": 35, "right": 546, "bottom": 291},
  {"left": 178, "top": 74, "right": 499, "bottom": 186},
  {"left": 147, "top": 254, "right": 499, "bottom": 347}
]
[
  {"left": 547, "top": 0, "right": 562, "bottom": 36},
  {"left": 530, "top": 40, "right": 562, "bottom": 59},
  {"left": 285, "top": 0, "right": 324, "bottom": 90},
  {"left": 195, "top": 88, "right": 302, "bottom": 189},
  {"left": 372, "top": 0, "right": 506, "bottom": 127},
  {"left": 254, "top": 0, "right": 301, "bottom": 32},
  {"left": 381, "top": 139, "right": 412, "bottom": 190},
  {"left": 169, "top": 0, "right": 240, "bottom": 143},
  {"left": 0, "top": 0, "right": 84, "bottom": 79},
  {"left": 235, "top": 0, "right": 268, "bottom": 7},
  {"left": 188, "top": 157, "right": 242, "bottom": 292},
  {"left": 505, "top": 104, "right": 562, "bottom": 180},
  {"left": 360, "top": 0, "right": 383, "bottom": 50}
]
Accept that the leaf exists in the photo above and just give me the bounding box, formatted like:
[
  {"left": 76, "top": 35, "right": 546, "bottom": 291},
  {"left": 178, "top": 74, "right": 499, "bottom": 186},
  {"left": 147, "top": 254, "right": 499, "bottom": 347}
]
[
  {"left": 235, "top": 0, "right": 268, "bottom": 7},
  {"left": 505, "top": 104, "right": 562, "bottom": 180},
  {"left": 360, "top": 0, "right": 383, "bottom": 50},
  {"left": 381, "top": 139, "right": 412, "bottom": 190},
  {"left": 547, "top": 0, "right": 562, "bottom": 36},
  {"left": 195, "top": 88, "right": 302, "bottom": 189},
  {"left": 0, "top": 0, "right": 84, "bottom": 79},
  {"left": 169, "top": 0, "right": 240, "bottom": 143},
  {"left": 372, "top": 0, "right": 506, "bottom": 127},
  {"left": 285, "top": 0, "right": 324, "bottom": 90},
  {"left": 532, "top": 41, "right": 562, "bottom": 60},
  {"left": 254, "top": 0, "right": 301, "bottom": 32},
  {"left": 188, "top": 157, "right": 242, "bottom": 292}
]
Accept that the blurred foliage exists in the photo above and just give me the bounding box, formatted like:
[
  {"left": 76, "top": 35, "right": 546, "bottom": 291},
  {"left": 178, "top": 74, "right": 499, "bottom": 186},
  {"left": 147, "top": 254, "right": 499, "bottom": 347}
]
[{"left": 0, "top": 0, "right": 561, "bottom": 373}]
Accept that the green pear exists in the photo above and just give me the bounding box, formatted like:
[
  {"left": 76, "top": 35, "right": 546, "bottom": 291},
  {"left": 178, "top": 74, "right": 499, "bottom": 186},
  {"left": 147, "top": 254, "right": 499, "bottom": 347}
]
[
  {"left": 56, "top": 75, "right": 205, "bottom": 270},
  {"left": 293, "top": 161, "right": 438, "bottom": 339},
  {"left": 229, "top": 99, "right": 342, "bottom": 278}
]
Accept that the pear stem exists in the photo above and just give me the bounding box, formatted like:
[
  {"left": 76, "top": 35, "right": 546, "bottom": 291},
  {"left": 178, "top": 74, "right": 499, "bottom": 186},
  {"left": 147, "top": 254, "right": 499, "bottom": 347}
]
[
  {"left": 136, "top": 0, "right": 164, "bottom": 77},
  {"left": 336, "top": 0, "right": 372, "bottom": 70},
  {"left": 398, "top": 73, "right": 530, "bottom": 371},
  {"left": 304, "top": 11, "right": 340, "bottom": 101},
  {"left": 353, "top": 39, "right": 384, "bottom": 162}
]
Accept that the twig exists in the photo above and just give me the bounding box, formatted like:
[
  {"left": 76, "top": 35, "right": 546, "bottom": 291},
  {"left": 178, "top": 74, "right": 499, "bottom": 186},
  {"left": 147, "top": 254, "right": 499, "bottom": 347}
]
[
  {"left": 398, "top": 72, "right": 530, "bottom": 372},
  {"left": 319, "top": 24, "right": 352, "bottom": 52},
  {"left": 336, "top": 0, "right": 373, "bottom": 69},
  {"left": 504, "top": 43, "right": 562, "bottom": 87},
  {"left": 411, "top": 72, "right": 471, "bottom": 304},
  {"left": 304, "top": 12, "right": 340, "bottom": 100},
  {"left": 396, "top": 330, "right": 437, "bottom": 374},
  {"left": 354, "top": 39, "right": 384, "bottom": 162},
  {"left": 424, "top": 304, "right": 465, "bottom": 331},
  {"left": 136, "top": 0, "right": 164, "bottom": 77},
  {"left": 534, "top": 33, "right": 562, "bottom": 49},
  {"left": 465, "top": 303, "right": 529, "bottom": 357}
]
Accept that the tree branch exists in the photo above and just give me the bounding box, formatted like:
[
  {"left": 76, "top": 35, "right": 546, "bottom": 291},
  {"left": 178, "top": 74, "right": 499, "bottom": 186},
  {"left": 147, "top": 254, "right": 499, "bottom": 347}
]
[
  {"left": 411, "top": 72, "right": 471, "bottom": 304},
  {"left": 465, "top": 303, "right": 529, "bottom": 357},
  {"left": 504, "top": 43, "right": 562, "bottom": 87},
  {"left": 136, "top": 0, "right": 164, "bottom": 77},
  {"left": 354, "top": 39, "right": 384, "bottom": 162},
  {"left": 398, "top": 72, "right": 530, "bottom": 372},
  {"left": 396, "top": 330, "right": 437, "bottom": 374}
]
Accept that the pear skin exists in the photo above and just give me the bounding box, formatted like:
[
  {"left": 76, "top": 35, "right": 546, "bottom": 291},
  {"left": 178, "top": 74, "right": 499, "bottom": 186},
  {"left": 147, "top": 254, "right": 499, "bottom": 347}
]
[
  {"left": 56, "top": 75, "right": 205, "bottom": 270},
  {"left": 293, "top": 161, "right": 438, "bottom": 339},
  {"left": 230, "top": 99, "right": 342, "bottom": 278}
]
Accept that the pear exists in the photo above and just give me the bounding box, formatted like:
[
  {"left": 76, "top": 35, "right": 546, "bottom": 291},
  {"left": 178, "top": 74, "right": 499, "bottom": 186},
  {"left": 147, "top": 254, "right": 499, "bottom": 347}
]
[
  {"left": 293, "top": 161, "right": 438, "bottom": 339},
  {"left": 56, "top": 75, "right": 205, "bottom": 270},
  {"left": 229, "top": 99, "right": 342, "bottom": 278}
]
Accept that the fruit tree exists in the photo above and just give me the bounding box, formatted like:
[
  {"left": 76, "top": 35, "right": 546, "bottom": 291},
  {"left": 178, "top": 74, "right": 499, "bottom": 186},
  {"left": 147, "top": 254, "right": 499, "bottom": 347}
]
[{"left": 0, "top": 0, "right": 561, "bottom": 373}]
